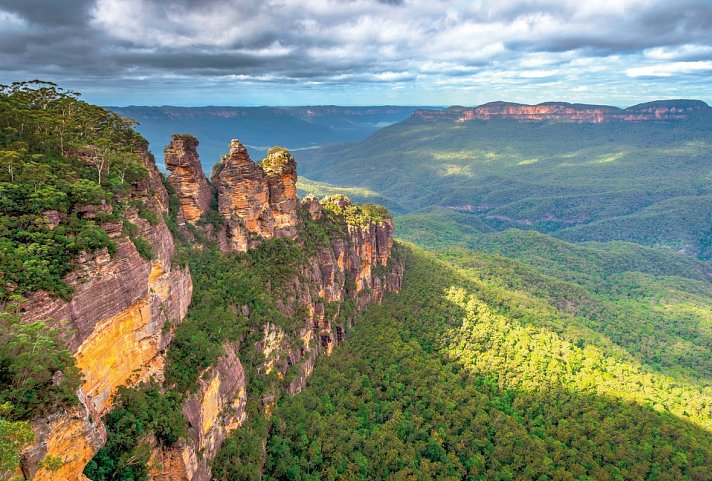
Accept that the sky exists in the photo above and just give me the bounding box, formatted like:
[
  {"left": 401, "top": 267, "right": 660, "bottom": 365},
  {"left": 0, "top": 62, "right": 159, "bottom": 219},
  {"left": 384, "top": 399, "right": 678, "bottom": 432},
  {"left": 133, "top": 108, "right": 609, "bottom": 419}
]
[{"left": 1, "top": 0, "right": 711, "bottom": 106}]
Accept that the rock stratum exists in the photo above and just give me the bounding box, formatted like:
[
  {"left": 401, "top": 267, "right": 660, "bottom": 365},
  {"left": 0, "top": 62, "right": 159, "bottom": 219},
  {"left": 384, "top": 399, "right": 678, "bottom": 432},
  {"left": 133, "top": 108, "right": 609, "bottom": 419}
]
[
  {"left": 17, "top": 135, "right": 403, "bottom": 481},
  {"left": 413, "top": 99, "right": 712, "bottom": 123}
]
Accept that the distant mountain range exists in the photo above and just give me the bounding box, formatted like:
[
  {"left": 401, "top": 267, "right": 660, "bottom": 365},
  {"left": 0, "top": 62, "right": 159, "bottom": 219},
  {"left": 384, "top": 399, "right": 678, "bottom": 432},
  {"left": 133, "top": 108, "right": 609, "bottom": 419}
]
[
  {"left": 296, "top": 99, "right": 712, "bottom": 257},
  {"left": 412, "top": 99, "right": 712, "bottom": 123},
  {"left": 108, "top": 105, "right": 429, "bottom": 170}
]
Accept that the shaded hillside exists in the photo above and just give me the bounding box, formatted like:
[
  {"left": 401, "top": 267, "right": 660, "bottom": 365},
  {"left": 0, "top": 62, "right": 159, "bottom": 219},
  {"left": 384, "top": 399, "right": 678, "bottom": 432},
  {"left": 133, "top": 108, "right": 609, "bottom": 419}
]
[{"left": 297, "top": 100, "right": 712, "bottom": 255}]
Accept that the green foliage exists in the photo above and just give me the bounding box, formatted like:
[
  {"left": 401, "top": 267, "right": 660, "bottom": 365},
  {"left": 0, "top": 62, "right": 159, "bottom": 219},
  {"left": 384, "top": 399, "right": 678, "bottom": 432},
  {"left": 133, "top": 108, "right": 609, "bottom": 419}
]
[
  {"left": 260, "top": 146, "right": 294, "bottom": 175},
  {"left": 397, "top": 220, "right": 712, "bottom": 381},
  {"left": 0, "top": 81, "right": 150, "bottom": 300},
  {"left": 38, "top": 454, "right": 64, "bottom": 472},
  {"left": 262, "top": 246, "right": 712, "bottom": 480},
  {"left": 321, "top": 195, "right": 391, "bottom": 227},
  {"left": 83, "top": 382, "right": 186, "bottom": 481},
  {"left": 122, "top": 220, "right": 154, "bottom": 260},
  {"left": 0, "top": 403, "right": 33, "bottom": 481},
  {"left": 164, "top": 240, "right": 306, "bottom": 393},
  {"left": 0, "top": 311, "right": 81, "bottom": 421}
]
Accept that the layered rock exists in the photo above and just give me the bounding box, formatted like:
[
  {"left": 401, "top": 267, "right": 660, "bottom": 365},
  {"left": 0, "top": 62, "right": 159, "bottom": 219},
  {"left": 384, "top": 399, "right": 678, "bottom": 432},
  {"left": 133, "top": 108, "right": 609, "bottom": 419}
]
[
  {"left": 17, "top": 131, "right": 402, "bottom": 481},
  {"left": 212, "top": 140, "right": 299, "bottom": 251},
  {"left": 19, "top": 147, "right": 193, "bottom": 480},
  {"left": 258, "top": 195, "right": 403, "bottom": 396},
  {"left": 413, "top": 99, "right": 712, "bottom": 123},
  {"left": 165, "top": 135, "right": 212, "bottom": 225}
]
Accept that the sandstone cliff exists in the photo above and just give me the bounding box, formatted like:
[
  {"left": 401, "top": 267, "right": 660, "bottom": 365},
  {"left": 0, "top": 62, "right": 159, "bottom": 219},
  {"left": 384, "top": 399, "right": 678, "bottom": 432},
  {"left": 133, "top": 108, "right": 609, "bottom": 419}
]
[
  {"left": 141, "top": 138, "right": 403, "bottom": 480},
  {"left": 18, "top": 147, "right": 193, "bottom": 481},
  {"left": 413, "top": 100, "right": 712, "bottom": 123},
  {"left": 150, "top": 343, "right": 247, "bottom": 481},
  {"left": 15, "top": 133, "right": 403, "bottom": 481},
  {"left": 211, "top": 140, "right": 299, "bottom": 252}
]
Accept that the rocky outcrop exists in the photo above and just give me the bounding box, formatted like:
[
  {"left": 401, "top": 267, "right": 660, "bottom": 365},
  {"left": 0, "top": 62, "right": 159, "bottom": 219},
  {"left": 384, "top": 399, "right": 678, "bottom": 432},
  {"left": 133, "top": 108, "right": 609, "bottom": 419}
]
[
  {"left": 19, "top": 147, "right": 193, "bottom": 480},
  {"left": 150, "top": 343, "right": 247, "bottom": 481},
  {"left": 165, "top": 135, "right": 212, "bottom": 225},
  {"left": 212, "top": 140, "right": 298, "bottom": 252},
  {"left": 20, "top": 390, "right": 103, "bottom": 481},
  {"left": 263, "top": 147, "right": 298, "bottom": 239},
  {"left": 301, "top": 195, "right": 322, "bottom": 221},
  {"left": 16, "top": 132, "right": 402, "bottom": 481},
  {"left": 259, "top": 195, "right": 403, "bottom": 395},
  {"left": 413, "top": 100, "right": 712, "bottom": 123}
]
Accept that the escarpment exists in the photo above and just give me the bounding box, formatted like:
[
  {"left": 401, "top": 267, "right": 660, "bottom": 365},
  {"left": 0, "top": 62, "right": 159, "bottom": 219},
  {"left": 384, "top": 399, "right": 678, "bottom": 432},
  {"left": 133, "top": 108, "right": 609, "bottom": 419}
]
[
  {"left": 18, "top": 146, "right": 193, "bottom": 481},
  {"left": 0, "top": 86, "right": 402, "bottom": 481},
  {"left": 14, "top": 129, "right": 402, "bottom": 481},
  {"left": 413, "top": 99, "right": 712, "bottom": 123},
  {"left": 147, "top": 142, "right": 403, "bottom": 481}
]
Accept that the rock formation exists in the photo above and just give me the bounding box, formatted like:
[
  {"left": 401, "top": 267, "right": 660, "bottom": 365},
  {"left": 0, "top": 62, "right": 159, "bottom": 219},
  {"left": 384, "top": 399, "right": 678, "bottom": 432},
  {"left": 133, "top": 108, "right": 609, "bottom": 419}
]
[
  {"left": 413, "top": 99, "right": 712, "bottom": 123},
  {"left": 262, "top": 147, "right": 299, "bottom": 239},
  {"left": 16, "top": 134, "right": 402, "bottom": 481},
  {"left": 164, "top": 134, "right": 212, "bottom": 225},
  {"left": 212, "top": 140, "right": 299, "bottom": 252}
]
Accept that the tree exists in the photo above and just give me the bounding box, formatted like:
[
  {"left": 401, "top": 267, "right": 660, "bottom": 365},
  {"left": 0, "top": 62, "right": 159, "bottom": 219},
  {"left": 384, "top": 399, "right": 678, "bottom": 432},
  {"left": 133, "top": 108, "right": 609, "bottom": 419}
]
[{"left": 0, "top": 403, "right": 33, "bottom": 481}]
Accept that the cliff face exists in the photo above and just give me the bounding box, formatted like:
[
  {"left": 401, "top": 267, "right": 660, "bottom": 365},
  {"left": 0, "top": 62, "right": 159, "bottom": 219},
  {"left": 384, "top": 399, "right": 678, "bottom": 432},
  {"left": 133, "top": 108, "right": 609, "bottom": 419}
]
[
  {"left": 150, "top": 151, "right": 403, "bottom": 479},
  {"left": 165, "top": 135, "right": 212, "bottom": 225},
  {"left": 212, "top": 140, "right": 298, "bottom": 252},
  {"left": 16, "top": 132, "right": 402, "bottom": 481},
  {"left": 150, "top": 343, "right": 247, "bottom": 481},
  {"left": 413, "top": 100, "right": 712, "bottom": 123},
  {"left": 19, "top": 148, "right": 193, "bottom": 480},
  {"left": 262, "top": 199, "right": 403, "bottom": 395}
]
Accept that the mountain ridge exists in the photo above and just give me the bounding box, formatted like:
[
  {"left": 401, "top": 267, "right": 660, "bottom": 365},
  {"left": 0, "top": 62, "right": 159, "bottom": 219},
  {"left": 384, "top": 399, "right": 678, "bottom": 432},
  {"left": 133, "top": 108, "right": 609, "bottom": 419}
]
[{"left": 412, "top": 98, "right": 712, "bottom": 123}]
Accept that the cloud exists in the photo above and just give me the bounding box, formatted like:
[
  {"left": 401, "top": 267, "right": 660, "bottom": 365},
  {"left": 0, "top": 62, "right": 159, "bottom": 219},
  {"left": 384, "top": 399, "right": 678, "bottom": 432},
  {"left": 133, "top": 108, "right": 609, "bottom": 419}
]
[
  {"left": 626, "top": 61, "right": 712, "bottom": 77},
  {"left": 0, "top": 0, "right": 711, "bottom": 104}
]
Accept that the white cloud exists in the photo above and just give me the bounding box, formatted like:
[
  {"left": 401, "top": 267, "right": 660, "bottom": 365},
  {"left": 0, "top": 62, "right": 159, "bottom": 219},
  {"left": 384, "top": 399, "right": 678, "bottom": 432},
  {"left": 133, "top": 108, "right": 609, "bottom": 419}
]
[{"left": 626, "top": 61, "right": 712, "bottom": 77}]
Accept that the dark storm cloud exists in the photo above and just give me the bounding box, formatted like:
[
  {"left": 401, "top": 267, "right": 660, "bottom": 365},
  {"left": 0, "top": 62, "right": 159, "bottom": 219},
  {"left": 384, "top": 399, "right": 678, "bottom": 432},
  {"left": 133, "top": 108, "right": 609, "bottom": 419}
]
[{"left": 1, "top": 0, "right": 711, "bottom": 103}]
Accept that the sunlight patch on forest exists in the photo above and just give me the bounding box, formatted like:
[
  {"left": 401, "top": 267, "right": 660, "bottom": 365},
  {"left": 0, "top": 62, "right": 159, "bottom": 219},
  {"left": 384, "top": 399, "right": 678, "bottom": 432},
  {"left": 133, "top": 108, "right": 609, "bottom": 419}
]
[{"left": 442, "top": 286, "right": 712, "bottom": 432}]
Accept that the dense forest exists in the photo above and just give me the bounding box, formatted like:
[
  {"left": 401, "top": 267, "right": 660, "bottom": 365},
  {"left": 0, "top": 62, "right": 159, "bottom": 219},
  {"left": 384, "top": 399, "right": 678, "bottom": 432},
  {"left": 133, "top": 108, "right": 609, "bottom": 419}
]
[{"left": 261, "top": 246, "right": 711, "bottom": 481}]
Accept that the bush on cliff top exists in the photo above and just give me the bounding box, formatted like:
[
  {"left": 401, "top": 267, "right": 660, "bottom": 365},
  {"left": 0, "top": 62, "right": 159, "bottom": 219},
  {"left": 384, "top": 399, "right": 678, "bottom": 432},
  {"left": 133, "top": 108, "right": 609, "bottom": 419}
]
[
  {"left": 321, "top": 195, "right": 391, "bottom": 227},
  {"left": 260, "top": 146, "right": 295, "bottom": 175}
]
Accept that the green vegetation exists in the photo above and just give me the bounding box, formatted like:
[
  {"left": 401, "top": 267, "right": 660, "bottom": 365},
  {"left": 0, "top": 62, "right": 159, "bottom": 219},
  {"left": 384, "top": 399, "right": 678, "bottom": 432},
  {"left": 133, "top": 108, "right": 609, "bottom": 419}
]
[
  {"left": 396, "top": 218, "right": 712, "bottom": 382},
  {"left": 0, "top": 403, "right": 33, "bottom": 481},
  {"left": 298, "top": 113, "right": 712, "bottom": 255},
  {"left": 0, "top": 303, "right": 80, "bottom": 478},
  {"left": 83, "top": 383, "right": 186, "bottom": 481},
  {"left": 87, "top": 205, "right": 366, "bottom": 480},
  {"left": 8, "top": 84, "right": 712, "bottom": 481},
  {"left": 261, "top": 146, "right": 294, "bottom": 175},
  {"left": 321, "top": 195, "right": 391, "bottom": 227},
  {"left": 0, "top": 81, "right": 150, "bottom": 301},
  {"left": 262, "top": 246, "right": 712, "bottom": 480},
  {"left": 0, "top": 309, "right": 81, "bottom": 421}
]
